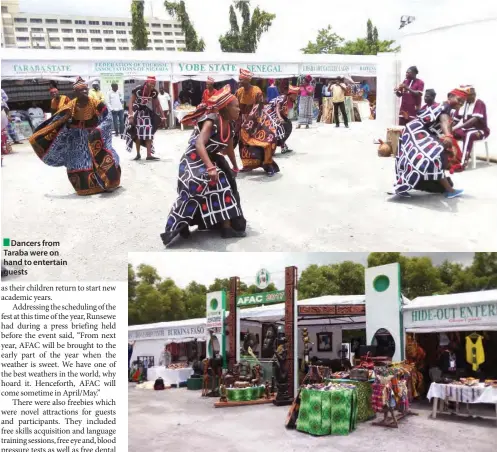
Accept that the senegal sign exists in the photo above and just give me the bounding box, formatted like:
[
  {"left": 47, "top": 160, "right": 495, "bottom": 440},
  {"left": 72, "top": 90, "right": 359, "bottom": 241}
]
[{"left": 237, "top": 290, "right": 285, "bottom": 307}]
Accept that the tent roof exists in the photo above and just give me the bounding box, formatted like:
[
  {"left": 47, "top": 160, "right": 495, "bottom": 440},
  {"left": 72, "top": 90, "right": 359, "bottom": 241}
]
[
  {"left": 0, "top": 48, "right": 378, "bottom": 65},
  {"left": 128, "top": 317, "right": 206, "bottom": 332},
  {"left": 400, "top": 6, "right": 497, "bottom": 36},
  {"left": 404, "top": 290, "right": 497, "bottom": 310}
]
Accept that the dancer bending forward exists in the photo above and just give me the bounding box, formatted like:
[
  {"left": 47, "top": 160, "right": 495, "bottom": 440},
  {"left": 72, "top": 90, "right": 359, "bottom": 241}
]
[{"left": 160, "top": 85, "right": 246, "bottom": 246}]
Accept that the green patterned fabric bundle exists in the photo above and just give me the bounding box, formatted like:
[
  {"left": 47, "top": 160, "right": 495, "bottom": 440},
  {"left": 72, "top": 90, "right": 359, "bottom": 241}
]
[
  {"left": 226, "top": 385, "right": 265, "bottom": 402},
  {"left": 296, "top": 386, "right": 358, "bottom": 436},
  {"left": 326, "top": 379, "right": 375, "bottom": 422}
]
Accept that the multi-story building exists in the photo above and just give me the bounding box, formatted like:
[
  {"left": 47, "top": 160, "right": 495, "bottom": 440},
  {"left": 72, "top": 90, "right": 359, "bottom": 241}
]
[{"left": 1, "top": 0, "right": 186, "bottom": 51}]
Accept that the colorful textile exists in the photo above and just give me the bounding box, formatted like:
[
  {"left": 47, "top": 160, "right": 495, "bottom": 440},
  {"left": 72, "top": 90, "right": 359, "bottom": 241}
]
[
  {"left": 239, "top": 95, "right": 293, "bottom": 173},
  {"left": 372, "top": 383, "right": 385, "bottom": 412},
  {"left": 234, "top": 84, "right": 263, "bottom": 148},
  {"left": 298, "top": 96, "right": 313, "bottom": 125},
  {"left": 296, "top": 386, "right": 357, "bottom": 436},
  {"left": 162, "top": 113, "right": 246, "bottom": 241},
  {"left": 399, "top": 78, "right": 424, "bottom": 123},
  {"left": 29, "top": 97, "right": 121, "bottom": 196},
  {"left": 1, "top": 128, "right": 11, "bottom": 155},
  {"left": 73, "top": 77, "right": 88, "bottom": 90},
  {"left": 394, "top": 103, "right": 454, "bottom": 194},
  {"left": 51, "top": 95, "right": 70, "bottom": 115},
  {"left": 330, "top": 380, "right": 375, "bottom": 422},
  {"left": 123, "top": 84, "right": 161, "bottom": 152},
  {"left": 239, "top": 69, "right": 253, "bottom": 81}
]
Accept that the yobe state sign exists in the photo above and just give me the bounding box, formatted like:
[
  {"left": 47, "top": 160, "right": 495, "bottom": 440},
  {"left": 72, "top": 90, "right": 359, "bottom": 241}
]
[{"left": 404, "top": 302, "right": 497, "bottom": 329}]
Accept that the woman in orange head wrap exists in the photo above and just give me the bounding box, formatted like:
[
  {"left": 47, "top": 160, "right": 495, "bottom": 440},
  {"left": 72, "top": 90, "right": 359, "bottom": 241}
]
[{"left": 161, "top": 85, "right": 247, "bottom": 247}]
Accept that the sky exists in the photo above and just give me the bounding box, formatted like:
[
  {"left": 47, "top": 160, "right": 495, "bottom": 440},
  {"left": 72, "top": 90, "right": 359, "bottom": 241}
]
[
  {"left": 128, "top": 252, "right": 475, "bottom": 289},
  {"left": 18, "top": 0, "right": 474, "bottom": 54}
]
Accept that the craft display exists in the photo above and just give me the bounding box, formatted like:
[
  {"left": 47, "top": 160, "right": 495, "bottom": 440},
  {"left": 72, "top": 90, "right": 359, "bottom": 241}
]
[
  {"left": 386, "top": 127, "right": 404, "bottom": 156},
  {"left": 465, "top": 333, "right": 485, "bottom": 371},
  {"left": 371, "top": 366, "right": 417, "bottom": 428},
  {"left": 167, "top": 362, "right": 188, "bottom": 369},
  {"left": 326, "top": 379, "right": 375, "bottom": 422}
]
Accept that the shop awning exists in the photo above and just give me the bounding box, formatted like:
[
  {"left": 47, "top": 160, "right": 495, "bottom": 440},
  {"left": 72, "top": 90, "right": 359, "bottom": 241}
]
[{"left": 406, "top": 325, "right": 497, "bottom": 333}]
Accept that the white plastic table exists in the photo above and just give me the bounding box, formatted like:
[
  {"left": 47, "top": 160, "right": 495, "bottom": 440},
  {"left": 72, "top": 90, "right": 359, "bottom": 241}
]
[
  {"left": 427, "top": 382, "right": 497, "bottom": 425},
  {"left": 147, "top": 366, "right": 193, "bottom": 386}
]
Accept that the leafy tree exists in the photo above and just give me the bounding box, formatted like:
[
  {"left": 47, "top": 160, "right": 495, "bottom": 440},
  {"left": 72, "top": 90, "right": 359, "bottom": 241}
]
[
  {"left": 131, "top": 0, "right": 149, "bottom": 50},
  {"left": 184, "top": 281, "right": 208, "bottom": 319},
  {"left": 302, "top": 19, "right": 399, "bottom": 56},
  {"left": 136, "top": 264, "right": 161, "bottom": 285},
  {"left": 219, "top": 0, "right": 275, "bottom": 53},
  {"left": 301, "top": 25, "right": 344, "bottom": 54},
  {"left": 336, "top": 20, "right": 399, "bottom": 55},
  {"left": 298, "top": 262, "right": 364, "bottom": 300},
  {"left": 165, "top": 1, "right": 205, "bottom": 51},
  {"left": 128, "top": 264, "right": 138, "bottom": 303}
]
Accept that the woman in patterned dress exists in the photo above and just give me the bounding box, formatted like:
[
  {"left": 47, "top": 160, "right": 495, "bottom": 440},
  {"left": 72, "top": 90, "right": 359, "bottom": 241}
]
[
  {"left": 234, "top": 69, "right": 263, "bottom": 150},
  {"left": 393, "top": 88, "right": 468, "bottom": 199},
  {"left": 160, "top": 85, "right": 246, "bottom": 246},
  {"left": 239, "top": 85, "right": 299, "bottom": 176},
  {"left": 124, "top": 76, "right": 166, "bottom": 161},
  {"left": 29, "top": 77, "right": 121, "bottom": 196},
  {"left": 296, "top": 75, "right": 315, "bottom": 129}
]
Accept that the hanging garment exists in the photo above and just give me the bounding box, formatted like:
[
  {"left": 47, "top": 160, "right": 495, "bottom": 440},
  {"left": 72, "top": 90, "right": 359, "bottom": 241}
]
[{"left": 465, "top": 335, "right": 485, "bottom": 371}]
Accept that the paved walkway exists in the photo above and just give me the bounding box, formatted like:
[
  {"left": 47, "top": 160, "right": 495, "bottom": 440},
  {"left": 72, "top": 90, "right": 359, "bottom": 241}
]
[
  {"left": 2, "top": 121, "right": 497, "bottom": 280},
  {"left": 128, "top": 384, "right": 497, "bottom": 452}
]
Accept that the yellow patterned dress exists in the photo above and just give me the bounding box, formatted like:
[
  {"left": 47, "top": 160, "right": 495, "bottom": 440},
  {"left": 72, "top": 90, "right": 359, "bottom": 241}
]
[{"left": 29, "top": 97, "right": 121, "bottom": 195}]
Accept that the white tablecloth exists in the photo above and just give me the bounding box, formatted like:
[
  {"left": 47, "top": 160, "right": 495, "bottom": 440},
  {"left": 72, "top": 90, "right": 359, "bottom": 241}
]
[
  {"left": 147, "top": 366, "right": 193, "bottom": 386},
  {"left": 427, "top": 382, "right": 497, "bottom": 404},
  {"left": 354, "top": 101, "right": 371, "bottom": 121}
]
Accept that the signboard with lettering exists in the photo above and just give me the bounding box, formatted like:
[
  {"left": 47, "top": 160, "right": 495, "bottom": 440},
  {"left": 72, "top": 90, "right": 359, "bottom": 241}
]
[
  {"left": 298, "top": 304, "right": 366, "bottom": 316},
  {"left": 404, "top": 303, "right": 497, "bottom": 329},
  {"left": 128, "top": 324, "right": 205, "bottom": 341},
  {"left": 173, "top": 62, "right": 299, "bottom": 77},
  {"left": 237, "top": 290, "right": 285, "bottom": 307},
  {"left": 300, "top": 63, "right": 377, "bottom": 76},
  {"left": 94, "top": 61, "right": 171, "bottom": 76},
  {"left": 99, "top": 73, "right": 124, "bottom": 100},
  {"left": 2, "top": 61, "right": 90, "bottom": 76}
]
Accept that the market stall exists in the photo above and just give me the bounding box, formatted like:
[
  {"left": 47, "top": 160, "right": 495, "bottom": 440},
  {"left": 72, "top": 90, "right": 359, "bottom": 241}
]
[
  {"left": 128, "top": 317, "right": 206, "bottom": 386},
  {"left": 403, "top": 290, "right": 497, "bottom": 422}
]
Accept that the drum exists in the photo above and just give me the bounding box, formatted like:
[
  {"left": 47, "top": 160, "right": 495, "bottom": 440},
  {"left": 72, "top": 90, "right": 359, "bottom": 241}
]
[{"left": 386, "top": 127, "right": 404, "bottom": 156}]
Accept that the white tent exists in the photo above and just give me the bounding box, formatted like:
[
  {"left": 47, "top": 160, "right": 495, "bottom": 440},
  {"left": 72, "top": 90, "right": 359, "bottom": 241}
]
[{"left": 377, "top": 7, "right": 497, "bottom": 160}]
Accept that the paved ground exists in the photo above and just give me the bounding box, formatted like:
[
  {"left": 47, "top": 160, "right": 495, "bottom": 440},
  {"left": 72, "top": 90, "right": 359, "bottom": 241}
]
[
  {"left": 129, "top": 384, "right": 497, "bottom": 452},
  {"left": 2, "top": 121, "right": 497, "bottom": 280}
]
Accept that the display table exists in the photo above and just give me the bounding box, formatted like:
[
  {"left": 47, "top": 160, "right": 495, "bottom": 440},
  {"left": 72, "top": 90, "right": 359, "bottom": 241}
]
[
  {"left": 296, "top": 386, "right": 358, "bottom": 436},
  {"left": 173, "top": 109, "right": 195, "bottom": 130},
  {"left": 427, "top": 382, "right": 497, "bottom": 425},
  {"left": 147, "top": 366, "right": 193, "bottom": 386},
  {"left": 226, "top": 385, "right": 265, "bottom": 402},
  {"left": 327, "top": 379, "right": 375, "bottom": 422}
]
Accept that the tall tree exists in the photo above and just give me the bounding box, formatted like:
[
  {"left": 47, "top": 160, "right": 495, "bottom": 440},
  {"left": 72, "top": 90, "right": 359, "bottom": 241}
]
[
  {"left": 219, "top": 0, "right": 275, "bottom": 53},
  {"left": 165, "top": 1, "right": 205, "bottom": 51},
  {"left": 302, "top": 20, "right": 398, "bottom": 55},
  {"left": 301, "top": 25, "right": 344, "bottom": 54},
  {"left": 131, "top": 0, "right": 149, "bottom": 50},
  {"left": 128, "top": 264, "right": 138, "bottom": 303}
]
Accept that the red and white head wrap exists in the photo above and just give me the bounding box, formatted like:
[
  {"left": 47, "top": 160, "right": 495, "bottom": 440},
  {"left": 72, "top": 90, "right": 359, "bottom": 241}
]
[
  {"left": 449, "top": 88, "right": 469, "bottom": 100},
  {"left": 207, "top": 76, "right": 215, "bottom": 84},
  {"left": 181, "top": 84, "right": 236, "bottom": 126},
  {"left": 146, "top": 75, "right": 156, "bottom": 83},
  {"left": 239, "top": 69, "right": 253, "bottom": 81},
  {"left": 73, "top": 76, "right": 88, "bottom": 90}
]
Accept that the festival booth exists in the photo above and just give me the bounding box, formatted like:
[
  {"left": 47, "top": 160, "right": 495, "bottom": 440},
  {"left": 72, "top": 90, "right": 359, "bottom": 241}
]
[
  {"left": 402, "top": 290, "right": 497, "bottom": 424},
  {"left": 1, "top": 49, "right": 377, "bottom": 131},
  {"left": 299, "top": 54, "right": 378, "bottom": 125},
  {"left": 128, "top": 317, "right": 206, "bottom": 387}
]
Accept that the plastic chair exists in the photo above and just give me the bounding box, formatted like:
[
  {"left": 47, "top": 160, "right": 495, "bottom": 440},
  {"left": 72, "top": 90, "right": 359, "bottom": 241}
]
[{"left": 471, "top": 139, "right": 490, "bottom": 169}]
